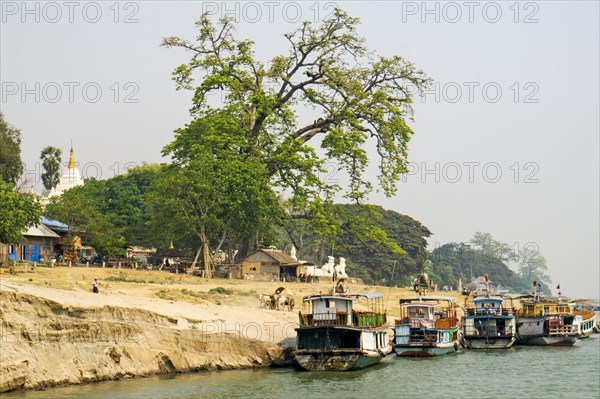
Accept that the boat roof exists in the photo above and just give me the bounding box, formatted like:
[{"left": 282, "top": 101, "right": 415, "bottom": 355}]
[
  {"left": 402, "top": 302, "right": 437, "bottom": 308},
  {"left": 521, "top": 299, "right": 573, "bottom": 306},
  {"left": 473, "top": 297, "right": 504, "bottom": 303},
  {"left": 303, "top": 292, "right": 383, "bottom": 302},
  {"left": 399, "top": 296, "right": 456, "bottom": 304}
]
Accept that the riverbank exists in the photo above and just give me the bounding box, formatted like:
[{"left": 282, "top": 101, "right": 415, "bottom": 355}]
[{"left": 0, "top": 266, "right": 441, "bottom": 392}]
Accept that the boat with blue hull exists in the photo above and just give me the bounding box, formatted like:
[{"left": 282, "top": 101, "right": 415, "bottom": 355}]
[
  {"left": 461, "top": 297, "right": 516, "bottom": 349},
  {"left": 393, "top": 296, "right": 460, "bottom": 357},
  {"left": 293, "top": 292, "right": 391, "bottom": 371}
]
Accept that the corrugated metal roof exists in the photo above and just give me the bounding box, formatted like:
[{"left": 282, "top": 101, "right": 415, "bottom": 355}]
[
  {"left": 24, "top": 224, "right": 60, "bottom": 238},
  {"left": 41, "top": 216, "right": 69, "bottom": 233},
  {"left": 238, "top": 248, "right": 301, "bottom": 265}
]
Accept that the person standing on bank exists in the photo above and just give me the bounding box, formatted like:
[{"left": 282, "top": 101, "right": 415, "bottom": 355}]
[{"left": 92, "top": 278, "right": 99, "bottom": 293}]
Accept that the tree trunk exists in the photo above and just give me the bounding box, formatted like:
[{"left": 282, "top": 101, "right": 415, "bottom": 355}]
[
  {"left": 188, "top": 246, "right": 201, "bottom": 275},
  {"left": 200, "top": 226, "right": 211, "bottom": 278}
]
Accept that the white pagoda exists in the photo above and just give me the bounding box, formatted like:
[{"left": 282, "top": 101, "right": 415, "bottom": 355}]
[{"left": 46, "top": 146, "right": 84, "bottom": 198}]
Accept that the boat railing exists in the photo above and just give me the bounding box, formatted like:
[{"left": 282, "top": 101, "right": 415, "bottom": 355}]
[
  {"left": 549, "top": 325, "right": 577, "bottom": 336},
  {"left": 519, "top": 305, "right": 574, "bottom": 317},
  {"left": 353, "top": 311, "right": 387, "bottom": 327},
  {"left": 299, "top": 312, "right": 349, "bottom": 327},
  {"left": 298, "top": 311, "right": 386, "bottom": 327},
  {"left": 463, "top": 325, "right": 514, "bottom": 337},
  {"left": 395, "top": 318, "right": 435, "bottom": 329},
  {"left": 464, "top": 308, "right": 514, "bottom": 316},
  {"left": 408, "top": 331, "right": 437, "bottom": 344}
]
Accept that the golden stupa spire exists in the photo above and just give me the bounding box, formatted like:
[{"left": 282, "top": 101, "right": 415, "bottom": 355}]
[{"left": 68, "top": 142, "right": 75, "bottom": 169}]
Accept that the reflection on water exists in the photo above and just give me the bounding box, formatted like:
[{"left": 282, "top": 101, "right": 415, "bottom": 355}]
[{"left": 5, "top": 338, "right": 599, "bottom": 399}]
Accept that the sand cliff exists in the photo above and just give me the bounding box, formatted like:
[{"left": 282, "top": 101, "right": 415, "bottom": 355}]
[{"left": 0, "top": 282, "right": 297, "bottom": 392}]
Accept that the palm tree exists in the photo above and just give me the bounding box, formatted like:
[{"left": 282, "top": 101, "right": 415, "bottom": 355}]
[{"left": 40, "top": 146, "right": 62, "bottom": 191}]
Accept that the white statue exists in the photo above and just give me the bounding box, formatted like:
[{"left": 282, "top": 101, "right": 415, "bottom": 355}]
[
  {"left": 321, "top": 256, "right": 335, "bottom": 275},
  {"left": 290, "top": 245, "right": 297, "bottom": 260},
  {"left": 335, "top": 257, "right": 348, "bottom": 278}
]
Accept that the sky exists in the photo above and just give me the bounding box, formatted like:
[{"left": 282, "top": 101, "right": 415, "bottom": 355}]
[{"left": 1, "top": 1, "right": 598, "bottom": 298}]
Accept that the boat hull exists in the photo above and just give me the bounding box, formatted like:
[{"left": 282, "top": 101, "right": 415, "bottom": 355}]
[
  {"left": 394, "top": 341, "right": 458, "bottom": 357},
  {"left": 293, "top": 347, "right": 391, "bottom": 371},
  {"left": 461, "top": 336, "right": 516, "bottom": 349},
  {"left": 516, "top": 335, "right": 577, "bottom": 346}
]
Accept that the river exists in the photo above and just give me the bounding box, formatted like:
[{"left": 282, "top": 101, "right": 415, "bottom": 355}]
[{"left": 6, "top": 337, "right": 599, "bottom": 399}]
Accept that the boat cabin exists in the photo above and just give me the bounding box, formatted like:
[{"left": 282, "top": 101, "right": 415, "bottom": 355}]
[
  {"left": 519, "top": 301, "right": 574, "bottom": 318},
  {"left": 397, "top": 297, "right": 458, "bottom": 329},
  {"left": 298, "top": 293, "right": 386, "bottom": 328},
  {"left": 465, "top": 297, "right": 513, "bottom": 316},
  {"left": 400, "top": 303, "right": 436, "bottom": 329}
]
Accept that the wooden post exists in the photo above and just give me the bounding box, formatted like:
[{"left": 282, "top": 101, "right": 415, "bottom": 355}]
[
  {"left": 86, "top": 261, "right": 89, "bottom": 267},
  {"left": 68, "top": 260, "right": 72, "bottom": 267},
  {"left": 102, "top": 261, "right": 106, "bottom": 268}
]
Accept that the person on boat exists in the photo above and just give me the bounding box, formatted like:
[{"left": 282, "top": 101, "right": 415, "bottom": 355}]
[{"left": 92, "top": 278, "right": 99, "bottom": 293}]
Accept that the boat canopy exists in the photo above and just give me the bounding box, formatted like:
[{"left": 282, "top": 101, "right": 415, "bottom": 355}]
[
  {"left": 399, "top": 296, "right": 456, "bottom": 304},
  {"left": 473, "top": 297, "right": 503, "bottom": 303},
  {"left": 303, "top": 292, "right": 383, "bottom": 302},
  {"left": 402, "top": 302, "right": 437, "bottom": 308}
]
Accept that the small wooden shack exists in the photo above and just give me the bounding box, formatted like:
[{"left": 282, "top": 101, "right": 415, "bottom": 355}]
[{"left": 235, "top": 248, "right": 303, "bottom": 281}]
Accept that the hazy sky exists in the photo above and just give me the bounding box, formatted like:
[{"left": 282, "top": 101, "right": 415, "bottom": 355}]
[{"left": 1, "top": 1, "right": 598, "bottom": 298}]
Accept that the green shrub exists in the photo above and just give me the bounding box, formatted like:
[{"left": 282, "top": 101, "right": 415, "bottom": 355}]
[{"left": 208, "top": 287, "right": 233, "bottom": 295}]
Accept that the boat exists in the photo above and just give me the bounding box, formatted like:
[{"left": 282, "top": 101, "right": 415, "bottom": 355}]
[
  {"left": 461, "top": 297, "right": 516, "bottom": 349},
  {"left": 570, "top": 299, "right": 597, "bottom": 338},
  {"left": 393, "top": 296, "right": 460, "bottom": 357},
  {"left": 515, "top": 298, "right": 579, "bottom": 346},
  {"left": 293, "top": 291, "right": 392, "bottom": 371}
]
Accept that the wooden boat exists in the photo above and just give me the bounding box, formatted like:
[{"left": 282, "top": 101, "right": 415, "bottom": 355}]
[
  {"left": 461, "top": 297, "right": 516, "bottom": 349},
  {"left": 393, "top": 296, "right": 460, "bottom": 357},
  {"left": 293, "top": 292, "right": 392, "bottom": 371},
  {"left": 571, "top": 300, "right": 597, "bottom": 338},
  {"left": 516, "top": 299, "right": 579, "bottom": 346}
]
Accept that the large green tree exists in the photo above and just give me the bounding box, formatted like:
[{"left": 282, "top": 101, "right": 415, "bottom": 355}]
[
  {"left": 0, "top": 179, "right": 42, "bottom": 243},
  {"left": 280, "top": 204, "right": 431, "bottom": 285},
  {"left": 40, "top": 146, "right": 62, "bottom": 191},
  {"left": 0, "top": 113, "right": 24, "bottom": 184},
  {"left": 150, "top": 113, "right": 283, "bottom": 274},
  {"left": 103, "top": 163, "right": 164, "bottom": 247},
  {"left": 428, "top": 241, "right": 518, "bottom": 290},
  {"left": 162, "top": 9, "right": 430, "bottom": 248},
  {"left": 45, "top": 181, "right": 125, "bottom": 256}
]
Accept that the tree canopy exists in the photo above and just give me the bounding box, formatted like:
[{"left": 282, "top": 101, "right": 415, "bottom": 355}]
[
  {"left": 428, "top": 232, "right": 552, "bottom": 294},
  {"left": 149, "top": 113, "right": 283, "bottom": 273},
  {"left": 45, "top": 164, "right": 164, "bottom": 256},
  {"left": 280, "top": 204, "right": 431, "bottom": 285},
  {"left": 0, "top": 179, "right": 42, "bottom": 243},
  {"left": 0, "top": 112, "right": 24, "bottom": 185},
  {"left": 162, "top": 8, "right": 430, "bottom": 214},
  {"left": 40, "top": 146, "right": 62, "bottom": 191}
]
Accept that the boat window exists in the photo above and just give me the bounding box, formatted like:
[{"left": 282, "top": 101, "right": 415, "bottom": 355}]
[{"left": 329, "top": 301, "right": 336, "bottom": 308}]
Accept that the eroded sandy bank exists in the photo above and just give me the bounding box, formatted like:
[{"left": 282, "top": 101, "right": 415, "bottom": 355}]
[{"left": 0, "top": 282, "right": 297, "bottom": 392}]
